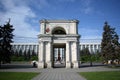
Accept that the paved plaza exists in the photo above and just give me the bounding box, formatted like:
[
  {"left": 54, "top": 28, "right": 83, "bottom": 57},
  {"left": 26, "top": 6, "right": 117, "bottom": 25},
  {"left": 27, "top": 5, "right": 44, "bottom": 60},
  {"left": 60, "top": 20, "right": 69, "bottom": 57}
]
[
  {"left": 32, "top": 67, "right": 120, "bottom": 80},
  {"left": 32, "top": 68, "right": 86, "bottom": 80},
  {"left": 0, "top": 63, "right": 120, "bottom": 80}
]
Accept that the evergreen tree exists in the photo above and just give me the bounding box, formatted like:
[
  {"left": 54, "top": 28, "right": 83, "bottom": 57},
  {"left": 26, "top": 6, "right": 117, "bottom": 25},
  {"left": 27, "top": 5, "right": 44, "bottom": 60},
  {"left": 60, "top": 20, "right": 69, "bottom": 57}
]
[
  {"left": 80, "top": 47, "right": 90, "bottom": 56},
  {"left": 101, "top": 22, "right": 120, "bottom": 62},
  {"left": 0, "top": 25, "right": 3, "bottom": 65},
  {"left": 0, "top": 20, "right": 14, "bottom": 64}
]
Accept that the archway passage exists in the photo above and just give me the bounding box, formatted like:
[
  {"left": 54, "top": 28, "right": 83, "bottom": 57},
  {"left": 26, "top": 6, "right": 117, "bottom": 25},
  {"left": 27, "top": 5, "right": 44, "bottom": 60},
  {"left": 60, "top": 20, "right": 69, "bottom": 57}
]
[
  {"left": 52, "top": 44, "right": 66, "bottom": 68},
  {"left": 52, "top": 27, "right": 66, "bottom": 35}
]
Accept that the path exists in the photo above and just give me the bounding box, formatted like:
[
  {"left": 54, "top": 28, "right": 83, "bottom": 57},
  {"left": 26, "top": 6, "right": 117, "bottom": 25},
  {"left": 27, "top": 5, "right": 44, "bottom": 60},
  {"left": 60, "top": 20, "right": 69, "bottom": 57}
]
[
  {"left": 32, "top": 66, "right": 120, "bottom": 80},
  {"left": 32, "top": 68, "right": 86, "bottom": 80}
]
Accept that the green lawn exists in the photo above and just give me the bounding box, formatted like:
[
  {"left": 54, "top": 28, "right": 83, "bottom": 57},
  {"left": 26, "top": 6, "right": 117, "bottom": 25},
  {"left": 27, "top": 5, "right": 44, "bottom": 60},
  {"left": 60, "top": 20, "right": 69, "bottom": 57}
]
[
  {"left": 0, "top": 72, "right": 39, "bottom": 80},
  {"left": 80, "top": 71, "right": 120, "bottom": 80}
]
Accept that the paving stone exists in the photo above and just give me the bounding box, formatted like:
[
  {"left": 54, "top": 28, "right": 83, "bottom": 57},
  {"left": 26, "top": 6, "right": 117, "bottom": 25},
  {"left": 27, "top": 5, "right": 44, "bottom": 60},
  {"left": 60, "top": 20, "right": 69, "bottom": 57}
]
[{"left": 32, "top": 69, "right": 86, "bottom": 80}]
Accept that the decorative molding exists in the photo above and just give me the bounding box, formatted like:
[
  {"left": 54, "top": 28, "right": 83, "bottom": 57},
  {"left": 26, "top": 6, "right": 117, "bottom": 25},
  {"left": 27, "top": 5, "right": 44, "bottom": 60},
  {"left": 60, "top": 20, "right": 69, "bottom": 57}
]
[{"left": 40, "top": 19, "right": 79, "bottom": 23}]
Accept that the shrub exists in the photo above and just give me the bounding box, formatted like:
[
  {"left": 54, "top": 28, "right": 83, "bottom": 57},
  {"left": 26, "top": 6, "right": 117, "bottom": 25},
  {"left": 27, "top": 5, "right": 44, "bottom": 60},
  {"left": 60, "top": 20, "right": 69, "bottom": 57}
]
[
  {"left": 30, "top": 56, "right": 38, "bottom": 61},
  {"left": 11, "top": 56, "right": 25, "bottom": 61}
]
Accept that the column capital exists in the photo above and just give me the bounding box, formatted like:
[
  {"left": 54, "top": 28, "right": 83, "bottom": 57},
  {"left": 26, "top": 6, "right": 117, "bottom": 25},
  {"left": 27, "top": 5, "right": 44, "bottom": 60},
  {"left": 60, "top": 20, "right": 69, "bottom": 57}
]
[
  {"left": 48, "top": 41, "right": 52, "bottom": 43},
  {"left": 38, "top": 41, "right": 44, "bottom": 43},
  {"left": 66, "top": 41, "right": 70, "bottom": 43},
  {"left": 73, "top": 41, "right": 79, "bottom": 43},
  {"left": 44, "top": 41, "right": 52, "bottom": 43}
]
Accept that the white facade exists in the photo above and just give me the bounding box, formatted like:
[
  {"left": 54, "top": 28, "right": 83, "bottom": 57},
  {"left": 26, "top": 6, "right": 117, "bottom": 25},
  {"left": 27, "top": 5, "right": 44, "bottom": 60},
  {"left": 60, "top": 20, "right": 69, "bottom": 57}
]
[
  {"left": 80, "top": 43, "right": 101, "bottom": 53},
  {"left": 11, "top": 43, "right": 39, "bottom": 55}
]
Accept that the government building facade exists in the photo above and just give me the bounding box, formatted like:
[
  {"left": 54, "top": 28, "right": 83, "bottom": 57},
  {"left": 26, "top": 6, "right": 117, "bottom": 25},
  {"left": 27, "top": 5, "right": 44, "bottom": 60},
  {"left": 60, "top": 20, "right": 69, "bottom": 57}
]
[{"left": 11, "top": 42, "right": 101, "bottom": 56}]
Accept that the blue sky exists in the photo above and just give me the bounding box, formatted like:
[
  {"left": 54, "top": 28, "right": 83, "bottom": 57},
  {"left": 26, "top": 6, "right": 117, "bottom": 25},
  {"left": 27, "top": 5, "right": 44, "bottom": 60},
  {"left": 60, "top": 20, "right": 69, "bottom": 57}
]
[{"left": 0, "top": 0, "right": 120, "bottom": 42}]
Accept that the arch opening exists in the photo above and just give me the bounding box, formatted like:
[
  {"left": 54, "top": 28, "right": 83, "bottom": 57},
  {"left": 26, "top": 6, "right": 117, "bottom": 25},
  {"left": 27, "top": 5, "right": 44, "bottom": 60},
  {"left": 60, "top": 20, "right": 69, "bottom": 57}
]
[{"left": 52, "top": 27, "right": 66, "bottom": 35}]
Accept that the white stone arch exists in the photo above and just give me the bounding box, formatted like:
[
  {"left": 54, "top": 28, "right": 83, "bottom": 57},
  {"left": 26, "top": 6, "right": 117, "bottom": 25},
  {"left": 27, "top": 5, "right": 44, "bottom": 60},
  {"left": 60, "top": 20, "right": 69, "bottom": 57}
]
[{"left": 38, "top": 20, "right": 80, "bottom": 68}]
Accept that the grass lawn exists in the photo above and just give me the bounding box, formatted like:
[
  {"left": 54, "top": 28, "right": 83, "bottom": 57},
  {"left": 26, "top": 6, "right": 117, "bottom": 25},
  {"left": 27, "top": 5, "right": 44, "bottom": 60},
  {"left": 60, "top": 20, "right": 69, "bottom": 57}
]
[
  {"left": 0, "top": 72, "right": 39, "bottom": 80},
  {"left": 80, "top": 71, "right": 120, "bottom": 80}
]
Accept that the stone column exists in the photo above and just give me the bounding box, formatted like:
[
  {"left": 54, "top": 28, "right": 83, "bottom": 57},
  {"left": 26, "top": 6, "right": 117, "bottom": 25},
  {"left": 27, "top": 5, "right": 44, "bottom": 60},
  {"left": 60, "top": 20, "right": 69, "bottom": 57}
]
[
  {"left": 91, "top": 45, "right": 93, "bottom": 53},
  {"left": 88, "top": 45, "right": 91, "bottom": 53},
  {"left": 85, "top": 44, "right": 87, "bottom": 48},
  {"left": 72, "top": 42, "right": 79, "bottom": 68},
  {"left": 41, "top": 22, "right": 46, "bottom": 34},
  {"left": 77, "top": 42, "right": 80, "bottom": 66},
  {"left": 38, "top": 41, "right": 44, "bottom": 68},
  {"left": 80, "top": 45, "right": 82, "bottom": 50},
  {"left": 96, "top": 44, "right": 99, "bottom": 51},
  {"left": 93, "top": 45, "right": 95, "bottom": 53},
  {"left": 66, "top": 41, "right": 71, "bottom": 68},
  {"left": 46, "top": 42, "right": 52, "bottom": 68}
]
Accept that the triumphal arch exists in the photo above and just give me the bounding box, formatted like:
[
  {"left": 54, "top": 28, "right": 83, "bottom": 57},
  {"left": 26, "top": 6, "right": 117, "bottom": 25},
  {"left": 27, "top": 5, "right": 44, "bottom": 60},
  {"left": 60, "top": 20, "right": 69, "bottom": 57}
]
[{"left": 38, "top": 20, "right": 80, "bottom": 68}]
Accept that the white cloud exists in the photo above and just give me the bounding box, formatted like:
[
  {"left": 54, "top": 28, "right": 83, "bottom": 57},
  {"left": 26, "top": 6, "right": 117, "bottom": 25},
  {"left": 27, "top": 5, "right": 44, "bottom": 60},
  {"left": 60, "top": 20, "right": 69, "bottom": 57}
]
[{"left": 0, "top": 0, "right": 39, "bottom": 42}]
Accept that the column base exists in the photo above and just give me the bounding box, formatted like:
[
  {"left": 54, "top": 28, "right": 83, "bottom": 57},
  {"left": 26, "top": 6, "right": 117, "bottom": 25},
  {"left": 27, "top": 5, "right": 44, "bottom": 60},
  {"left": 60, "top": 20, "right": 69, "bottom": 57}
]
[
  {"left": 38, "top": 62, "right": 44, "bottom": 68},
  {"left": 66, "top": 61, "right": 71, "bottom": 68},
  {"left": 73, "top": 61, "right": 79, "bottom": 68},
  {"left": 46, "top": 61, "right": 52, "bottom": 68}
]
